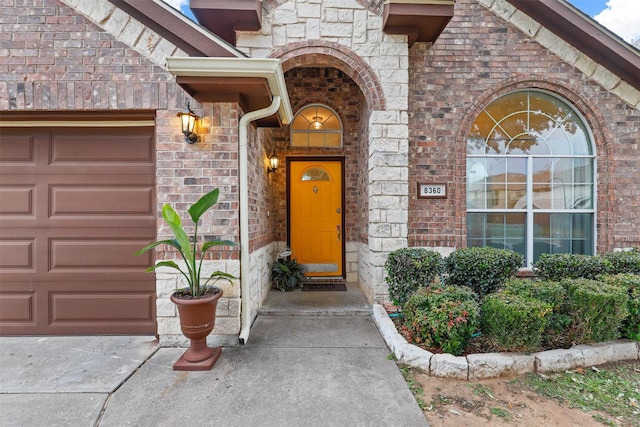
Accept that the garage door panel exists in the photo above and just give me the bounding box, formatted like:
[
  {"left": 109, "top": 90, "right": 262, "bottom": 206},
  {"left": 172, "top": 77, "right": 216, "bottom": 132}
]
[
  {"left": 0, "top": 132, "right": 35, "bottom": 163},
  {"left": 0, "top": 239, "right": 35, "bottom": 271},
  {"left": 50, "top": 292, "right": 154, "bottom": 322},
  {"left": 0, "top": 178, "right": 155, "bottom": 229},
  {"left": 0, "top": 292, "right": 34, "bottom": 322},
  {"left": 50, "top": 237, "right": 154, "bottom": 273},
  {"left": 0, "top": 185, "right": 34, "bottom": 215},
  {"left": 51, "top": 185, "right": 153, "bottom": 217},
  {"left": 50, "top": 129, "right": 154, "bottom": 163}
]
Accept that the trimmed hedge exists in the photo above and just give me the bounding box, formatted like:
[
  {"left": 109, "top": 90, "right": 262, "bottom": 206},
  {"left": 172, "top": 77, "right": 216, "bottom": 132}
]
[
  {"left": 384, "top": 248, "right": 443, "bottom": 306},
  {"left": 533, "top": 253, "right": 610, "bottom": 280},
  {"left": 403, "top": 285, "right": 479, "bottom": 356},
  {"left": 560, "top": 278, "right": 629, "bottom": 344},
  {"left": 503, "top": 278, "right": 571, "bottom": 346},
  {"left": 602, "top": 249, "right": 640, "bottom": 275},
  {"left": 599, "top": 274, "right": 640, "bottom": 341},
  {"left": 443, "top": 247, "right": 523, "bottom": 299},
  {"left": 480, "top": 292, "right": 552, "bottom": 353}
]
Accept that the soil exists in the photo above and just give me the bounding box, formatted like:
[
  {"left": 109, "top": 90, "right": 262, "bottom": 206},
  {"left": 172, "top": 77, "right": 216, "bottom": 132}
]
[{"left": 411, "top": 371, "right": 622, "bottom": 427}]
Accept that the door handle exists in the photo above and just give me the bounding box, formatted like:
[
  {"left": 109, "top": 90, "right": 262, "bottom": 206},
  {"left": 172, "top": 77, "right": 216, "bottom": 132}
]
[{"left": 337, "top": 224, "right": 341, "bottom": 242}]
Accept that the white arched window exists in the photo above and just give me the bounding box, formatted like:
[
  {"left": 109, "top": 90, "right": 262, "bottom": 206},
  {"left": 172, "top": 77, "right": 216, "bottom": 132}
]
[
  {"left": 466, "top": 90, "right": 596, "bottom": 266},
  {"left": 290, "top": 104, "right": 342, "bottom": 147}
]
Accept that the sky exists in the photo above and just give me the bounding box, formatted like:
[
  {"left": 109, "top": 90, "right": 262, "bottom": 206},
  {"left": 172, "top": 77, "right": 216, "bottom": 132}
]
[{"left": 161, "top": 0, "right": 640, "bottom": 45}]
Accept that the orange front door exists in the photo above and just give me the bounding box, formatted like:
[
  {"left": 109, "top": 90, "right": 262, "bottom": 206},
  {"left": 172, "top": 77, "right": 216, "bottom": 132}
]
[{"left": 289, "top": 160, "right": 343, "bottom": 277}]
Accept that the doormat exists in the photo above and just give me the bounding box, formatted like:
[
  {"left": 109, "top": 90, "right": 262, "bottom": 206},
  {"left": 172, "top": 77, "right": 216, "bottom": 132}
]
[{"left": 302, "top": 282, "right": 347, "bottom": 291}]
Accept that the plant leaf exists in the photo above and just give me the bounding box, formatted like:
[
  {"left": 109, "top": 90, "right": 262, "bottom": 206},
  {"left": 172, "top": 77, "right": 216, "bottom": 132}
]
[
  {"left": 162, "top": 204, "right": 193, "bottom": 261},
  {"left": 188, "top": 188, "right": 219, "bottom": 223},
  {"left": 134, "top": 239, "right": 179, "bottom": 256},
  {"left": 144, "top": 260, "right": 182, "bottom": 273},
  {"left": 201, "top": 239, "right": 236, "bottom": 253}
]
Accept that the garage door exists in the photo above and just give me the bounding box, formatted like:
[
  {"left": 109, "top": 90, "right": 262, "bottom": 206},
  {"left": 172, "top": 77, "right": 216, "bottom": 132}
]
[{"left": 0, "top": 124, "right": 156, "bottom": 335}]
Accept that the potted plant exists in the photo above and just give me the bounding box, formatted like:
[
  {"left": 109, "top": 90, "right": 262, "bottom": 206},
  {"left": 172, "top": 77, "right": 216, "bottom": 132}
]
[
  {"left": 272, "top": 249, "right": 306, "bottom": 291},
  {"left": 136, "top": 188, "right": 236, "bottom": 371}
]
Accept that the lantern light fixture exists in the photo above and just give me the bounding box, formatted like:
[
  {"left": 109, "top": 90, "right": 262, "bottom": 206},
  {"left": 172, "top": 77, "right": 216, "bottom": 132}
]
[
  {"left": 267, "top": 148, "right": 279, "bottom": 174},
  {"left": 177, "top": 102, "right": 199, "bottom": 144}
]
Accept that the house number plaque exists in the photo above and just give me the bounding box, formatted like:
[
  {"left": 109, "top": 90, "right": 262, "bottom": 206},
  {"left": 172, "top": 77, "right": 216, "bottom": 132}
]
[{"left": 417, "top": 182, "right": 447, "bottom": 199}]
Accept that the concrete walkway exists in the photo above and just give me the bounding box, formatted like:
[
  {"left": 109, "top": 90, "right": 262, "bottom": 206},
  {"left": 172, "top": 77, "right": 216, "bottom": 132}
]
[{"left": 0, "top": 316, "right": 428, "bottom": 427}]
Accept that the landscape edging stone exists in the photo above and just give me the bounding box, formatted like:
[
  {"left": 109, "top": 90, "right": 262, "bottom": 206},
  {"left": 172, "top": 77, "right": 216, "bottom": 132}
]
[{"left": 372, "top": 303, "right": 640, "bottom": 379}]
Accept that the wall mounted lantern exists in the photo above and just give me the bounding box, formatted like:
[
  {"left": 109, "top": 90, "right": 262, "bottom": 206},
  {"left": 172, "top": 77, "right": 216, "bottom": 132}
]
[
  {"left": 267, "top": 148, "right": 279, "bottom": 174},
  {"left": 177, "top": 102, "right": 199, "bottom": 144}
]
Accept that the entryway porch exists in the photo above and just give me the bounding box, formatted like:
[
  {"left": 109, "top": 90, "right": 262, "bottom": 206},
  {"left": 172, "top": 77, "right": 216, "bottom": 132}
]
[{"left": 258, "top": 281, "right": 371, "bottom": 316}]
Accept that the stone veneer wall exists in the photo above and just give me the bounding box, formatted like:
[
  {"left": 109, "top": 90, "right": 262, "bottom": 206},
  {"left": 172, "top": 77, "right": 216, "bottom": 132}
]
[
  {"left": 407, "top": 0, "right": 640, "bottom": 252},
  {"left": 236, "top": 0, "right": 409, "bottom": 302},
  {"left": 1, "top": 0, "right": 243, "bottom": 342}
]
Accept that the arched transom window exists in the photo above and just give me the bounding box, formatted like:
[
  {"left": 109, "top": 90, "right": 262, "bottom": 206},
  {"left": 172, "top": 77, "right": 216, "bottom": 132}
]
[
  {"left": 290, "top": 104, "right": 342, "bottom": 147},
  {"left": 466, "top": 90, "right": 596, "bottom": 266}
]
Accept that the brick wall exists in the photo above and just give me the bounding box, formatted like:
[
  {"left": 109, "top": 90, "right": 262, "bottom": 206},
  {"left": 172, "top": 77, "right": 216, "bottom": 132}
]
[{"left": 407, "top": 0, "right": 640, "bottom": 252}]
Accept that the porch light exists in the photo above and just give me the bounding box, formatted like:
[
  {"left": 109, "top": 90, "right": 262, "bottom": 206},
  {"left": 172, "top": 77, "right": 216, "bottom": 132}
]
[
  {"left": 177, "top": 102, "right": 199, "bottom": 144},
  {"left": 267, "top": 148, "right": 279, "bottom": 174}
]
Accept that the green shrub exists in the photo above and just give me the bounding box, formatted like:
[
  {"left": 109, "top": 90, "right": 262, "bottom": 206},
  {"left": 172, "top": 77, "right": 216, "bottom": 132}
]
[
  {"left": 533, "top": 253, "right": 611, "bottom": 281},
  {"left": 403, "top": 285, "right": 479, "bottom": 356},
  {"left": 480, "top": 292, "right": 552, "bottom": 353},
  {"left": 503, "top": 278, "right": 572, "bottom": 348},
  {"left": 599, "top": 274, "right": 640, "bottom": 341},
  {"left": 602, "top": 249, "right": 640, "bottom": 275},
  {"left": 443, "top": 247, "right": 523, "bottom": 299},
  {"left": 560, "top": 278, "right": 629, "bottom": 344},
  {"left": 385, "top": 248, "right": 443, "bottom": 306}
]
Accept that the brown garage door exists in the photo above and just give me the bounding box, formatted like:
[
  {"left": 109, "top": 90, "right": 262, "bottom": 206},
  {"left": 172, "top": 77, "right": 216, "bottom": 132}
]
[{"left": 0, "top": 124, "right": 156, "bottom": 335}]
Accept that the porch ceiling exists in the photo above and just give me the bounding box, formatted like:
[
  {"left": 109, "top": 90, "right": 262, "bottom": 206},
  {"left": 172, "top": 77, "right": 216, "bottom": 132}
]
[{"left": 382, "top": 0, "right": 455, "bottom": 46}]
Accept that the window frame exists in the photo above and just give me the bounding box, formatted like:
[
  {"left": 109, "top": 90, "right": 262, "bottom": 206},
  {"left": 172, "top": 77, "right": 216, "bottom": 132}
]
[
  {"left": 465, "top": 89, "right": 597, "bottom": 267},
  {"left": 290, "top": 104, "right": 343, "bottom": 148}
]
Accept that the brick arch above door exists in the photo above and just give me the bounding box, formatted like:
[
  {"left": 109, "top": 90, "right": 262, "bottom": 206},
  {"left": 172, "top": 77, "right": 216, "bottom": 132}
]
[{"left": 270, "top": 40, "right": 385, "bottom": 111}]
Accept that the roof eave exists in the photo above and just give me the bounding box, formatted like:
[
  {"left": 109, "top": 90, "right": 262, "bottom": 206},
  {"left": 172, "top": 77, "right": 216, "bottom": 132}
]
[
  {"left": 106, "top": 0, "right": 246, "bottom": 58},
  {"left": 166, "top": 57, "right": 293, "bottom": 127},
  {"left": 506, "top": 0, "right": 640, "bottom": 92}
]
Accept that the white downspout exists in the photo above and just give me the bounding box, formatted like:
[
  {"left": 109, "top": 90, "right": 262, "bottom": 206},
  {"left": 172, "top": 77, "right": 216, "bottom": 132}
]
[{"left": 238, "top": 95, "right": 282, "bottom": 345}]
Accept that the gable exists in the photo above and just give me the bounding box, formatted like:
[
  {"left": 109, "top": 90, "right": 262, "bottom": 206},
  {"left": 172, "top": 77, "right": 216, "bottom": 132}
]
[{"left": 480, "top": 0, "right": 640, "bottom": 109}]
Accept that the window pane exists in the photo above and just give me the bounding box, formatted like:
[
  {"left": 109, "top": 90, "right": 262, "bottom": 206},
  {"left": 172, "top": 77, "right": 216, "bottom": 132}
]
[
  {"left": 569, "top": 124, "right": 591, "bottom": 155},
  {"left": 469, "top": 110, "right": 494, "bottom": 140},
  {"left": 529, "top": 92, "right": 573, "bottom": 125},
  {"left": 291, "top": 132, "right": 307, "bottom": 147},
  {"left": 499, "top": 112, "right": 528, "bottom": 140},
  {"left": 467, "top": 213, "right": 525, "bottom": 257},
  {"left": 325, "top": 132, "right": 342, "bottom": 147},
  {"left": 541, "top": 125, "right": 571, "bottom": 155},
  {"left": 301, "top": 167, "right": 331, "bottom": 182},
  {"left": 467, "top": 213, "right": 486, "bottom": 240},
  {"left": 533, "top": 213, "right": 593, "bottom": 262},
  {"left": 485, "top": 92, "right": 527, "bottom": 120}
]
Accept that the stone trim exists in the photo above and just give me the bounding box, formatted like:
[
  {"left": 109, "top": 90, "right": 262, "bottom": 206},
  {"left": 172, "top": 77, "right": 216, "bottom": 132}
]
[
  {"left": 59, "top": 0, "right": 186, "bottom": 66},
  {"left": 373, "top": 304, "right": 640, "bottom": 379}
]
